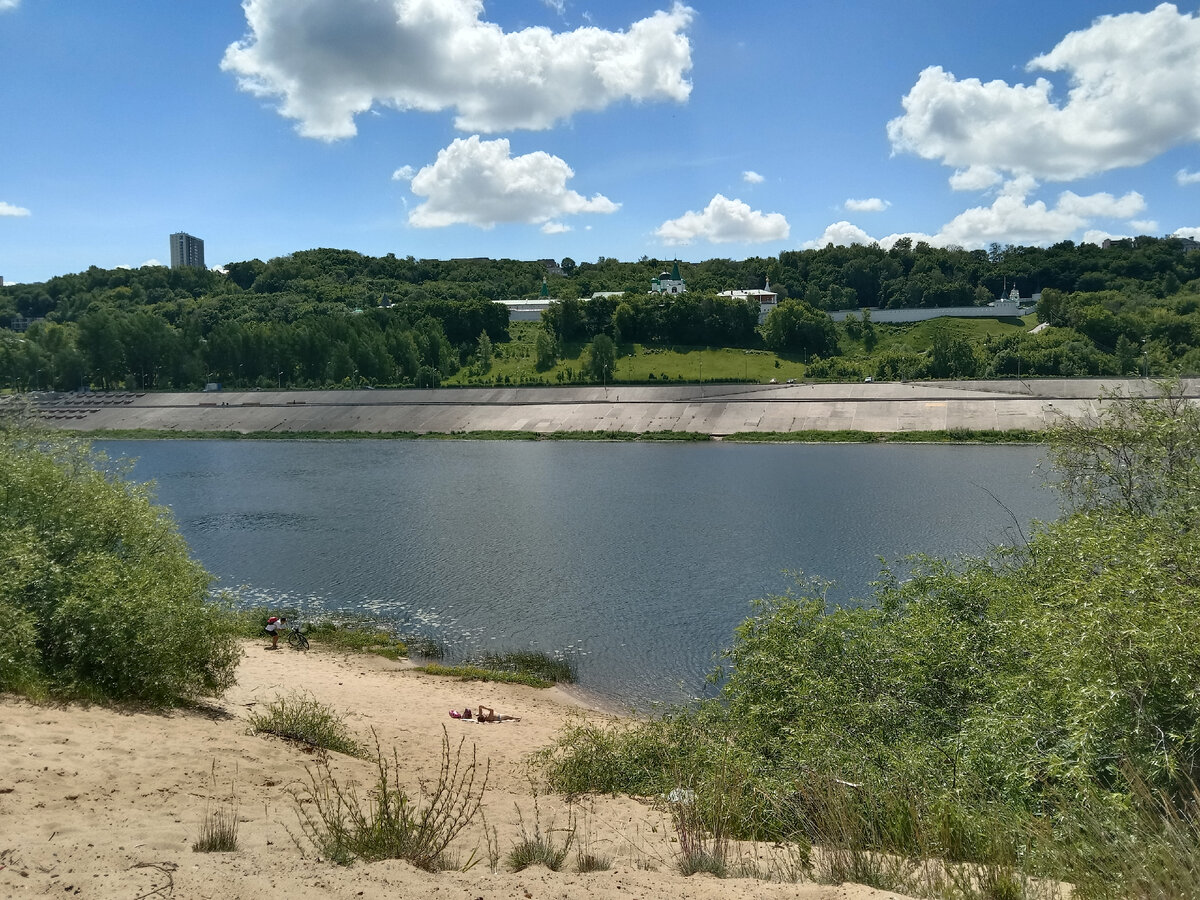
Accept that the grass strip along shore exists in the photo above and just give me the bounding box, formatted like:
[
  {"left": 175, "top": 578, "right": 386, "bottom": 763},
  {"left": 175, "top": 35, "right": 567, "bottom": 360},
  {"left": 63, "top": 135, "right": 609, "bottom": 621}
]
[{"left": 79, "top": 427, "right": 1044, "bottom": 444}]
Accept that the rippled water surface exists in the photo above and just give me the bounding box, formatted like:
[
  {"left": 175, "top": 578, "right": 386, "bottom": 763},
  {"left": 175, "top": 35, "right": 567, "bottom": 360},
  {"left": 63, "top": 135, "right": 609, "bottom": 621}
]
[{"left": 101, "top": 440, "right": 1061, "bottom": 708}]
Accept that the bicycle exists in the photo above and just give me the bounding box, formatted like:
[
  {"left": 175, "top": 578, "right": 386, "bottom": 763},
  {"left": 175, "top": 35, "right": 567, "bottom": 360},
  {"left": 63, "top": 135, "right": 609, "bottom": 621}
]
[{"left": 287, "top": 625, "right": 310, "bottom": 651}]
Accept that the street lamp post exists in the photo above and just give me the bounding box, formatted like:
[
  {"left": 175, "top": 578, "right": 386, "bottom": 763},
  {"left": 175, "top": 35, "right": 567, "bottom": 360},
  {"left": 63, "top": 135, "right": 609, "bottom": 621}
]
[
  {"left": 278, "top": 370, "right": 283, "bottom": 390},
  {"left": 699, "top": 353, "right": 703, "bottom": 398}
]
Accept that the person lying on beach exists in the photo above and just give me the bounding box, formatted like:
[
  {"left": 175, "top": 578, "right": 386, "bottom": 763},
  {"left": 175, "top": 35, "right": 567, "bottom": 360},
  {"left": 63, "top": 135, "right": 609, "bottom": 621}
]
[
  {"left": 448, "top": 706, "right": 519, "bottom": 722},
  {"left": 475, "top": 705, "right": 520, "bottom": 722}
]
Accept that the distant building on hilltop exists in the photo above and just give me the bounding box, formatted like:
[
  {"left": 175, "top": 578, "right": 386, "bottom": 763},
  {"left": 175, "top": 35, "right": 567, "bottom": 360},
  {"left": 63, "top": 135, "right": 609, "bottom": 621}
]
[
  {"left": 650, "top": 260, "right": 686, "bottom": 294},
  {"left": 169, "top": 232, "right": 205, "bottom": 270},
  {"left": 719, "top": 277, "right": 779, "bottom": 322}
]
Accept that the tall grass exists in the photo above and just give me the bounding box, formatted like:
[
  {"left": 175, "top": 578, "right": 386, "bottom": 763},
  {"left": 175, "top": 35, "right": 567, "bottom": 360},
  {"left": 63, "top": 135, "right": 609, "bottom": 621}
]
[
  {"left": 1061, "top": 774, "right": 1200, "bottom": 900},
  {"left": 247, "top": 692, "right": 365, "bottom": 757},
  {"left": 507, "top": 796, "right": 574, "bottom": 872},
  {"left": 193, "top": 803, "right": 240, "bottom": 853},
  {"left": 416, "top": 648, "right": 577, "bottom": 688},
  {"left": 292, "top": 729, "right": 488, "bottom": 870},
  {"left": 474, "top": 650, "right": 576, "bottom": 684},
  {"left": 193, "top": 763, "right": 240, "bottom": 853}
]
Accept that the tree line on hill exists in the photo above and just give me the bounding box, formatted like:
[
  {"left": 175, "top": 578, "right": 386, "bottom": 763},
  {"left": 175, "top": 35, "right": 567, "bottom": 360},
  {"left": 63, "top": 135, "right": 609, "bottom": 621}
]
[{"left": 2, "top": 239, "right": 1200, "bottom": 391}]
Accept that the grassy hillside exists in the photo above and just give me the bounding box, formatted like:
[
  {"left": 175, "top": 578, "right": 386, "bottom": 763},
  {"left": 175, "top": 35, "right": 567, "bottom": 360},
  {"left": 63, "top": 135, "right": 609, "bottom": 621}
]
[{"left": 445, "top": 316, "right": 1040, "bottom": 387}]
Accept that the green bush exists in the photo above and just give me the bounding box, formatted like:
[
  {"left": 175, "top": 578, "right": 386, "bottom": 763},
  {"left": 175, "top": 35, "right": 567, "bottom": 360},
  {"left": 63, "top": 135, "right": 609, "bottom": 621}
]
[
  {"left": 0, "top": 411, "right": 239, "bottom": 705},
  {"left": 540, "top": 385, "right": 1200, "bottom": 888},
  {"left": 293, "top": 729, "right": 488, "bottom": 870},
  {"left": 247, "top": 692, "right": 365, "bottom": 757}
]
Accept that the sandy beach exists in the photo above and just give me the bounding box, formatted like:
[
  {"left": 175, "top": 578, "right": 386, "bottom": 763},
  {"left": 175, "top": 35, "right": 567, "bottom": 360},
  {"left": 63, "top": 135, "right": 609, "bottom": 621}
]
[{"left": 0, "top": 640, "right": 917, "bottom": 899}]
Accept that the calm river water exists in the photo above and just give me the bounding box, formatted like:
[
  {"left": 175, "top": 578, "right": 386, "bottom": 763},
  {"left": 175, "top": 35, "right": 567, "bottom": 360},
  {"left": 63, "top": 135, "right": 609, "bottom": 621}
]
[{"left": 100, "top": 440, "right": 1061, "bottom": 709}]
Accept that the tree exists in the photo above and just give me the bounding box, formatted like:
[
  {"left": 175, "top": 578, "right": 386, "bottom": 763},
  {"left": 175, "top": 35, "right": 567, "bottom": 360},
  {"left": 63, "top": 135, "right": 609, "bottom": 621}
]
[
  {"left": 560, "top": 257, "right": 577, "bottom": 277},
  {"left": 761, "top": 300, "right": 839, "bottom": 356},
  {"left": 1046, "top": 379, "right": 1200, "bottom": 520},
  {"left": 533, "top": 328, "right": 557, "bottom": 372},
  {"left": 586, "top": 333, "right": 617, "bottom": 382},
  {"left": 475, "top": 329, "right": 493, "bottom": 373},
  {"left": 0, "top": 407, "right": 239, "bottom": 704}
]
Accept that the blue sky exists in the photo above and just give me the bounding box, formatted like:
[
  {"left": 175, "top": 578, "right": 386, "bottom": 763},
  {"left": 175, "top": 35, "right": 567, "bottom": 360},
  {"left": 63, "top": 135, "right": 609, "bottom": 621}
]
[{"left": 2, "top": 0, "right": 1199, "bottom": 284}]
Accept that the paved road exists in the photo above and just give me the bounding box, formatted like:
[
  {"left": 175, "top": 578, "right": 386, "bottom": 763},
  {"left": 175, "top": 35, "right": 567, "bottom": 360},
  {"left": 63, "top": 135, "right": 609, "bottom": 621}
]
[{"left": 22, "top": 378, "right": 1198, "bottom": 436}]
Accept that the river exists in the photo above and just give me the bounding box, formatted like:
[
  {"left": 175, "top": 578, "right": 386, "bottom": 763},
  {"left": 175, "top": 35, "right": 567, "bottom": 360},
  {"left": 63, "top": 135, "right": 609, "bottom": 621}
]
[{"left": 101, "top": 440, "right": 1061, "bottom": 709}]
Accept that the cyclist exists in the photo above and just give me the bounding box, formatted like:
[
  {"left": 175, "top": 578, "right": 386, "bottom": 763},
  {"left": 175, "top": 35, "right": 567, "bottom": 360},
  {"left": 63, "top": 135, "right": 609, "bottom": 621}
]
[{"left": 265, "top": 615, "right": 286, "bottom": 650}]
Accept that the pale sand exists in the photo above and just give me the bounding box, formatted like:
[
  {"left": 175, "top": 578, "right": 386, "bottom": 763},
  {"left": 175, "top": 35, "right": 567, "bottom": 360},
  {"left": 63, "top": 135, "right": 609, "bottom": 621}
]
[{"left": 0, "top": 641, "right": 913, "bottom": 899}]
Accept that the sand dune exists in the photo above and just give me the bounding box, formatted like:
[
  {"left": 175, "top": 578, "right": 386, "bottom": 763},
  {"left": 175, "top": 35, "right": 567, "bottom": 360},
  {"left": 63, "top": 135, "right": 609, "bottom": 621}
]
[{"left": 0, "top": 640, "right": 912, "bottom": 899}]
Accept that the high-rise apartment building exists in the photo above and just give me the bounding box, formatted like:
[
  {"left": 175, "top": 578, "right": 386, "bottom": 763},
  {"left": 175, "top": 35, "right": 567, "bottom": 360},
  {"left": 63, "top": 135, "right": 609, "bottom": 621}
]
[{"left": 169, "top": 232, "right": 205, "bottom": 270}]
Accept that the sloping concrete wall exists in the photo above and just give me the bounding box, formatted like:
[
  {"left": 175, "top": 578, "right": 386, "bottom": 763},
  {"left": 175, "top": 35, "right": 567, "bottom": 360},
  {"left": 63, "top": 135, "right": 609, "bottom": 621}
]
[{"left": 19, "top": 378, "right": 1196, "bottom": 436}]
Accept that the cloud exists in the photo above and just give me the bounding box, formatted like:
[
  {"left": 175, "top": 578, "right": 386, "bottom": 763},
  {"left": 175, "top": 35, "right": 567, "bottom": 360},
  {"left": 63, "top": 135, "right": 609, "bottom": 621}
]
[
  {"left": 541, "top": 221, "right": 571, "bottom": 234},
  {"left": 0, "top": 1, "right": 19, "bottom": 11},
  {"left": 655, "top": 194, "right": 789, "bottom": 245},
  {"left": 223, "top": 0, "right": 694, "bottom": 139},
  {"left": 805, "top": 178, "right": 1146, "bottom": 250},
  {"left": 1128, "top": 219, "right": 1159, "bottom": 233},
  {"left": 1054, "top": 189, "right": 1146, "bottom": 219},
  {"left": 844, "top": 197, "right": 890, "bottom": 213},
  {"left": 541, "top": 0, "right": 566, "bottom": 13},
  {"left": 1173, "top": 226, "right": 1200, "bottom": 239},
  {"left": 949, "top": 166, "right": 1002, "bottom": 191},
  {"left": 391, "top": 165, "right": 415, "bottom": 181},
  {"left": 742, "top": 170, "right": 764, "bottom": 184},
  {"left": 887, "top": 4, "right": 1200, "bottom": 183},
  {"left": 801, "top": 221, "right": 879, "bottom": 250},
  {"left": 934, "top": 179, "right": 1144, "bottom": 247},
  {"left": 1082, "top": 229, "right": 1123, "bottom": 246},
  {"left": 407, "top": 135, "right": 618, "bottom": 229},
  {"left": 1178, "top": 168, "right": 1200, "bottom": 185},
  {"left": 0, "top": 201, "right": 30, "bottom": 217}
]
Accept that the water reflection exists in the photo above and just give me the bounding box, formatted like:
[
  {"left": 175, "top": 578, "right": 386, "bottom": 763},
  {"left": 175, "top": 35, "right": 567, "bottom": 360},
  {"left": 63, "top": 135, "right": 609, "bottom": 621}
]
[{"left": 103, "top": 440, "right": 1060, "bottom": 709}]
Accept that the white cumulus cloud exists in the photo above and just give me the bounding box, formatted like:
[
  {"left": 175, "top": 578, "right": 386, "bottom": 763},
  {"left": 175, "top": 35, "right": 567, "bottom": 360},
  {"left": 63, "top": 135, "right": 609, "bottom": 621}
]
[
  {"left": 801, "top": 221, "right": 879, "bottom": 250},
  {"left": 0, "top": 201, "right": 30, "bottom": 216},
  {"left": 1178, "top": 168, "right": 1200, "bottom": 185},
  {"left": 656, "top": 194, "right": 789, "bottom": 245},
  {"left": 407, "top": 135, "right": 618, "bottom": 229},
  {"left": 222, "top": 0, "right": 694, "bottom": 140},
  {"left": 1082, "top": 230, "right": 1123, "bottom": 246},
  {"left": 1174, "top": 226, "right": 1200, "bottom": 239},
  {"left": 844, "top": 197, "right": 890, "bottom": 213},
  {"left": 887, "top": 4, "right": 1200, "bottom": 183},
  {"left": 742, "top": 170, "right": 764, "bottom": 184},
  {"left": 0, "top": 1, "right": 19, "bottom": 11},
  {"left": 805, "top": 178, "right": 1147, "bottom": 250},
  {"left": 949, "top": 166, "right": 1002, "bottom": 192},
  {"left": 1128, "top": 219, "right": 1159, "bottom": 233},
  {"left": 1055, "top": 189, "right": 1146, "bottom": 219},
  {"left": 541, "top": 221, "right": 571, "bottom": 234},
  {"left": 391, "top": 165, "right": 415, "bottom": 181}
]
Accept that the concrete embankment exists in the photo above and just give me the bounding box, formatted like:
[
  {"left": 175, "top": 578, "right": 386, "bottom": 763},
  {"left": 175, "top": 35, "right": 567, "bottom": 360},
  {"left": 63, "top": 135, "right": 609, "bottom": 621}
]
[{"left": 22, "top": 378, "right": 1195, "bottom": 436}]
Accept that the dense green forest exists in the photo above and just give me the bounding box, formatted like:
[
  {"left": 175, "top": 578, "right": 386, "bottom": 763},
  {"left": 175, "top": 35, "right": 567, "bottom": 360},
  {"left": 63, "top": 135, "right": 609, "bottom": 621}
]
[{"left": 3, "top": 238, "right": 1200, "bottom": 391}]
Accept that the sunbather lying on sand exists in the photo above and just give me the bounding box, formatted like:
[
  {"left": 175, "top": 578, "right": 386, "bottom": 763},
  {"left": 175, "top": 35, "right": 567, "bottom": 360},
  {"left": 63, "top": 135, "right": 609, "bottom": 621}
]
[{"left": 448, "top": 706, "right": 519, "bottom": 722}]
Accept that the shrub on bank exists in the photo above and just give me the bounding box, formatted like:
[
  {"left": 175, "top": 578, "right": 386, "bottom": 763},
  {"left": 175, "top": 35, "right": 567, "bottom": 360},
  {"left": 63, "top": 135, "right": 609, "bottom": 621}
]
[
  {"left": 0, "top": 407, "right": 239, "bottom": 705},
  {"left": 540, "top": 384, "right": 1200, "bottom": 894}
]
